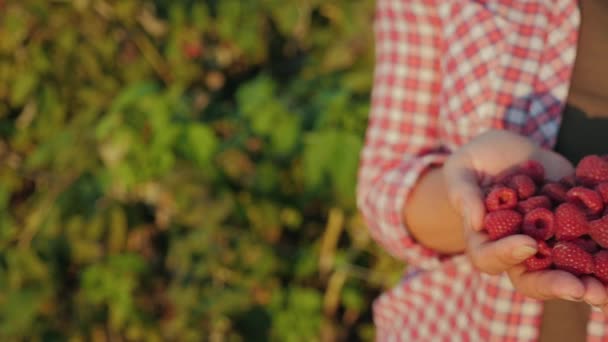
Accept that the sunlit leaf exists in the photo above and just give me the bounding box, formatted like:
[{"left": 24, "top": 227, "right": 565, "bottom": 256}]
[
  {"left": 178, "top": 123, "right": 218, "bottom": 167},
  {"left": 11, "top": 71, "right": 38, "bottom": 106}
]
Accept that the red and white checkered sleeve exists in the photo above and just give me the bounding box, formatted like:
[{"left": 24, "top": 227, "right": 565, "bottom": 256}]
[{"left": 357, "top": 0, "right": 449, "bottom": 269}]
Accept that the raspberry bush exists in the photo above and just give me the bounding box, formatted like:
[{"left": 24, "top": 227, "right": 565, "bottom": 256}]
[{"left": 0, "top": 1, "right": 402, "bottom": 341}]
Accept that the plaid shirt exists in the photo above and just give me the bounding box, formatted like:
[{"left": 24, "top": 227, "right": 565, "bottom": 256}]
[{"left": 357, "top": 0, "right": 608, "bottom": 340}]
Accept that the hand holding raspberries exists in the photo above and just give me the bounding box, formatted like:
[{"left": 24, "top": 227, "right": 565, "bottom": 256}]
[
  {"left": 442, "top": 130, "right": 600, "bottom": 302},
  {"left": 482, "top": 155, "right": 608, "bottom": 284}
]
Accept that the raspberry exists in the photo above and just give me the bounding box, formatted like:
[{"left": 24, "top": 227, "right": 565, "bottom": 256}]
[
  {"left": 541, "top": 183, "right": 568, "bottom": 203},
  {"left": 524, "top": 254, "right": 552, "bottom": 271},
  {"left": 519, "top": 160, "right": 545, "bottom": 184},
  {"left": 494, "top": 171, "right": 515, "bottom": 186},
  {"left": 594, "top": 250, "right": 608, "bottom": 284},
  {"left": 524, "top": 240, "right": 552, "bottom": 271},
  {"left": 517, "top": 196, "right": 552, "bottom": 215},
  {"left": 572, "top": 236, "right": 599, "bottom": 254},
  {"left": 576, "top": 155, "right": 608, "bottom": 186},
  {"left": 538, "top": 239, "right": 554, "bottom": 255},
  {"left": 595, "top": 183, "right": 608, "bottom": 204},
  {"left": 560, "top": 174, "right": 578, "bottom": 188},
  {"left": 552, "top": 241, "right": 594, "bottom": 275},
  {"left": 522, "top": 208, "right": 555, "bottom": 240},
  {"left": 566, "top": 187, "right": 604, "bottom": 216},
  {"left": 485, "top": 186, "right": 518, "bottom": 212},
  {"left": 589, "top": 216, "right": 608, "bottom": 248},
  {"left": 508, "top": 174, "right": 536, "bottom": 200},
  {"left": 483, "top": 209, "right": 522, "bottom": 240},
  {"left": 483, "top": 184, "right": 500, "bottom": 196},
  {"left": 554, "top": 203, "right": 589, "bottom": 240}
]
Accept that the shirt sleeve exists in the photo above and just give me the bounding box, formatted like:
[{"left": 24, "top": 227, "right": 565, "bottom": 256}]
[{"left": 357, "top": 0, "right": 450, "bottom": 270}]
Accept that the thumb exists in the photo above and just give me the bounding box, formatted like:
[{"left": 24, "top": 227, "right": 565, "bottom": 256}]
[
  {"left": 467, "top": 233, "right": 538, "bottom": 274},
  {"left": 532, "top": 149, "right": 575, "bottom": 182},
  {"left": 443, "top": 158, "right": 486, "bottom": 231}
]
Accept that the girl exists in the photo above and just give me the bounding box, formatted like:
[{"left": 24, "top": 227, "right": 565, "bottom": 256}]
[{"left": 357, "top": 0, "right": 608, "bottom": 340}]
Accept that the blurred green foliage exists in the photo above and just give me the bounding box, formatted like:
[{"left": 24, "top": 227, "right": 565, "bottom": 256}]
[{"left": 0, "top": 1, "right": 402, "bottom": 341}]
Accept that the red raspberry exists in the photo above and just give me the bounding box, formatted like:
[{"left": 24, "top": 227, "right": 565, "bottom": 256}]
[
  {"left": 524, "top": 254, "right": 552, "bottom": 271},
  {"left": 560, "top": 174, "right": 578, "bottom": 188},
  {"left": 483, "top": 209, "right": 522, "bottom": 240},
  {"left": 538, "top": 239, "right": 554, "bottom": 255},
  {"left": 595, "top": 183, "right": 608, "bottom": 204},
  {"left": 522, "top": 208, "right": 555, "bottom": 240},
  {"left": 554, "top": 203, "right": 589, "bottom": 240},
  {"left": 524, "top": 240, "right": 553, "bottom": 271},
  {"left": 566, "top": 187, "right": 604, "bottom": 216},
  {"left": 541, "top": 183, "right": 569, "bottom": 203},
  {"left": 508, "top": 174, "right": 536, "bottom": 200},
  {"left": 576, "top": 155, "right": 608, "bottom": 186},
  {"left": 494, "top": 171, "right": 515, "bottom": 185},
  {"left": 182, "top": 42, "right": 203, "bottom": 59},
  {"left": 517, "top": 196, "right": 552, "bottom": 215},
  {"left": 485, "top": 186, "right": 518, "bottom": 212},
  {"left": 536, "top": 239, "right": 556, "bottom": 255},
  {"left": 552, "top": 241, "right": 594, "bottom": 275},
  {"left": 589, "top": 215, "right": 608, "bottom": 248},
  {"left": 572, "top": 236, "right": 599, "bottom": 254},
  {"left": 483, "top": 184, "right": 500, "bottom": 196},
  {"left": 594, "top": 250, "right": 608, "bottom": 284},
  {"left": 519, "top": 160, "right": 545, "bottom": 184}
]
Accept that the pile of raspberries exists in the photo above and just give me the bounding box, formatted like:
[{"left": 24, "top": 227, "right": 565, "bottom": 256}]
[{"left": 483, "top": 155, "right": 608, "bottom": 282}]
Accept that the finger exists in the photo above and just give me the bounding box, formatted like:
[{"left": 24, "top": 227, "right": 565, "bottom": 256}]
[
  {"left": 582, "top": 277, "right": 608, "bottom": 306},
  {"left": 602, "top": 303, "right": 608, "bottom": 316},
  {"left": 532, "top": 149, "right": 575, "bottom": 181},
  {"left": 443, "top": 158, "right": 486, "bottom": 231},
  {"left": 507, "top": 266, "right": 585, "bottom": 301},
  {"left": 466, "top": 232, "right": 537, "bottom": 274}
]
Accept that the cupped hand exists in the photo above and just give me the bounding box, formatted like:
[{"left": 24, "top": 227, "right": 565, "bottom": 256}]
[
  {"left": 463, "top": 213, "right": 590, "bottom": 302},
  {"left": 443, "top": 129, "right": 574, "bottom": 231},
  {"left": 442, "top": 129, "right": 601, "bottom": 303}
]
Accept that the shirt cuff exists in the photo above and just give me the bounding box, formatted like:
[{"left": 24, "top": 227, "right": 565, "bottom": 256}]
[{"left": 363, "top": 153, "right": 452, "bottom": 270}]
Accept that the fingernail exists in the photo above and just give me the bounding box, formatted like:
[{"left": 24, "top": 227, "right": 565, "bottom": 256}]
[
  {"left": 512, "top": 246, "right": 537, "bottom": 260},
  {"left": 560, "top": 289, "right": 584, "bottom": 301},
  {"left": 561, "top": 295, "right": 583, "bottom": 302}
]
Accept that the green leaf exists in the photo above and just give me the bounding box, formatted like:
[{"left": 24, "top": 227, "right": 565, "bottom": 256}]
[
  {"left": 10, "top": 71, "right": 38, "bottom": 106},
  {"left": 178, "top": 123, "right": 218, "bottom": 167},
  {"left": 253, "top": 162, "right": 279, "bottom": 193},
  {"left": 303, "top": 130, "right": 337, "bottom": 188},
  {"left": 328, "top": 131, "right": 362, "bottom": 206},
  {"left": 293, "top": 247, "right": 317, "bottom": 279},
  {"left": 269, "top": 2, "right": 302, "bottom": 36},
  {"left": 270, "top": 114, "right": 300, "bottom": 155},
  {"left": 342, "top": 286, "right": 364, "bottom": 312},
  {"left": 0, "top": 288, "right": 45, "bottom": 336},
  {"left": 108, "top": 82, "right": 160, "bottom": 114},
  {"left": 26, "top": 131, "right": 74, "bottom": 169},
  {"left": 192, "top": 3, "right": 210, "bottom": 30},
  {"left": 107, "top": 254, "right": 146, "bottom": 274}
]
